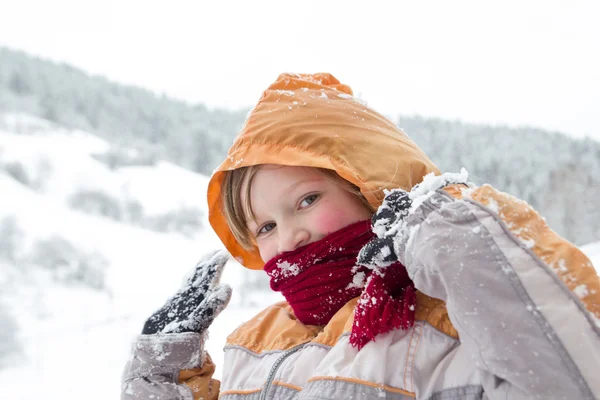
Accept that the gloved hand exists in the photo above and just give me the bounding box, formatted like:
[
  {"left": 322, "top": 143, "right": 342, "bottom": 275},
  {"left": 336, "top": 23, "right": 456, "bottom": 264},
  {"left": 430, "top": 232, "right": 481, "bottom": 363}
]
[
  {"left": 358, "top": 189, "right": 412, "bottom": 267},
  {"left": 359, "top": 170, "right": 469, "bottom": 269},
  {"left": 142, "top": 250, "right": 232, "bottom": 335}
]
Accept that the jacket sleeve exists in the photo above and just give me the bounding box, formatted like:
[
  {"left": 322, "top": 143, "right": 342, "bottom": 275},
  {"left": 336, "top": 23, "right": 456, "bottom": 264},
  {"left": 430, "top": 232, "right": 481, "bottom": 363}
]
[
  {"left": 121, "top": 332, "right": 220, "bottom": 400},
  {"left": 401, "top": 185, "right": 600, "bottom": 400}
]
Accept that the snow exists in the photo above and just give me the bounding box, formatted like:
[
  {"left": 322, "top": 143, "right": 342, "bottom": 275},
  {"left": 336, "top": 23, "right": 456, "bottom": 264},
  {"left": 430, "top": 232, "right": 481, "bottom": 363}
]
[
  {"left": 581, "top": 242, "right": 600, "bottom": 276},
  {"left": 274, "top": 90, "right": 295, "bottom": 97},
  {"left": 519, "top": 237, "right": 536, "bottom": 249},
  {"left": 408, "top": 168, "right": 469, "bottom": 211},
  {"left": 372, "top": 217, "right": 390, "bottom": 238},
  {"left": 276, "top": 260, "right": 301, "bottom": 278},
  {"left": 115, "top": 162, "right": 209, "bottom": 216},
  {"left": 573, "top": 284, "right": 589, "bottom": 299},
  {"left": 0, "top": 113, "right": 273, "bottom": 399},
  {"left": 0, "top": 126, "right": 208, "bottom": 218},
  {"left": 0, "top": 127, "right": 113, "bottom": 199},
  {"left": 486, "top": 197, "right": 500, "bottom": 214},
  {"left": 409, "top": 168, "right": 469, "bottom": 200},
  {"left": 346, "top": 271, "right": 366, "bottom": 290}
]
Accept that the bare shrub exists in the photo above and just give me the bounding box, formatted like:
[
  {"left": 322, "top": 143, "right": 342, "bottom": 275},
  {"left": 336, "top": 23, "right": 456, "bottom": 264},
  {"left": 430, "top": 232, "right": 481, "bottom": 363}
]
[
  {"left": 68, "top": 189, "right": 123, "bottom": 221},
  {"left": 28, "top": 236, "right": 109, "bottom": 291},
  {"left": 142, "top": 206, "right": 203, "bottom": 238}
]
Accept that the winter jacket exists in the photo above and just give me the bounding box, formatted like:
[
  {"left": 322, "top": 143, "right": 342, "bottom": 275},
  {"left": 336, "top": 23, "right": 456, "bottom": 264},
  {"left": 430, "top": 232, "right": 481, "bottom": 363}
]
[{"left": 121, "top": 73, "right": 600, "bottom": 399}]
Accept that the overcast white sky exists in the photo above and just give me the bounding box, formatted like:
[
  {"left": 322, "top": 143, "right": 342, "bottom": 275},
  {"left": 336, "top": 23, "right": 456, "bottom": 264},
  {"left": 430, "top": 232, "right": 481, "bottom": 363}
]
[{"left": 1, "top": 0, "right": 599, "bottom": 140}]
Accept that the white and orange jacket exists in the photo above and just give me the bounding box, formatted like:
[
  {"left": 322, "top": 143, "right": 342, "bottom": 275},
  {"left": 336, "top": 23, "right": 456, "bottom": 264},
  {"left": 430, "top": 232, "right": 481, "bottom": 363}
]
[{"left": 122, "top": 73, "right": 600, "bottom": 400}]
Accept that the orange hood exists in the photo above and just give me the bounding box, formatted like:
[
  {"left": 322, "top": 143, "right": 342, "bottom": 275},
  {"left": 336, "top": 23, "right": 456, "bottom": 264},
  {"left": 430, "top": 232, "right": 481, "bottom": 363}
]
[{"left": 207, "top": 73, "right": 440, "bottom": 270}]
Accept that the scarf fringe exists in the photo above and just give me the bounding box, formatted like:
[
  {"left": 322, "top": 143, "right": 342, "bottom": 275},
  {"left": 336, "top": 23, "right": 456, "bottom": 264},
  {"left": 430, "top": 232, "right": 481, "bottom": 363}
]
[{"left": 349, "top": 269, "right": 416, "bottom": 350}]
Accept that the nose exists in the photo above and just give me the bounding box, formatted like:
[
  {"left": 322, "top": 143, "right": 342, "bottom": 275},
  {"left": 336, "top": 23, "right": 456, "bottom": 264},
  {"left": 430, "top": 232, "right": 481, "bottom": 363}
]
[{"left": 277, "top": 223, "right": 310, "bottom": 254}]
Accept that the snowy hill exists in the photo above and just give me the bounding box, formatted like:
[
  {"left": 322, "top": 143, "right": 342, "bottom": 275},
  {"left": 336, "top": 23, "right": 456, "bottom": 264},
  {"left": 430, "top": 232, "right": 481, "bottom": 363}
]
[
  {"left": 0, "top": 113, "right": 209, "bottom": 227},
  {"left": 0, "top": 113, "right": 276, "bottom": 399}
]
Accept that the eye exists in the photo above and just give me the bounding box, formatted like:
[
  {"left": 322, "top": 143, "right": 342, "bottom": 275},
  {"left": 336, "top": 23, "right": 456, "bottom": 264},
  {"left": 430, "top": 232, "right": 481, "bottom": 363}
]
[
  {"left": 257, "top": 222, "right": 276, "bottom": 236},
  {"left": 300, "top": 194, "right": 319, "bottom": 208}
]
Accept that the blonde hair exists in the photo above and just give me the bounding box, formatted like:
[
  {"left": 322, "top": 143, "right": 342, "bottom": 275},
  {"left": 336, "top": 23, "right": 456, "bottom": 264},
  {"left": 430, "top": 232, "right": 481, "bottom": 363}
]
[{"left": 221, "top": 166, "right": 374, "bottom": 250}]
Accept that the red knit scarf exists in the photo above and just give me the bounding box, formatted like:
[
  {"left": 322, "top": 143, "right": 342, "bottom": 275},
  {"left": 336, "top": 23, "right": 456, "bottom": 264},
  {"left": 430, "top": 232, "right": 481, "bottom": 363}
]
[{"left": 263, "top": 220, "right": 416, "bottom": 350}]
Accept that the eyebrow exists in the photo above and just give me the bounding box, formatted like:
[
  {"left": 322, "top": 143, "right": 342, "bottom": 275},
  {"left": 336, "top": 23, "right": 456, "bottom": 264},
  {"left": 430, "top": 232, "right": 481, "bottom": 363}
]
[{"left": 281, "top": 175, "right": 324, "bottom": 195}]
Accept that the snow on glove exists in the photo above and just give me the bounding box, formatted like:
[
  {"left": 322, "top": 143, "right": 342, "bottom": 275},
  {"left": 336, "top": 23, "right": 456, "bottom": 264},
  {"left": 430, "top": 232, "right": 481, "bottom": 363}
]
[
  {"left": 359, "top": 169, "right": 470, "bottom": 268},
  {"left": 358, "top": 189, "right": 412, "bottom": 267},
  {"left": 142, "top": 250, "right": 232, "bottom": 335}
]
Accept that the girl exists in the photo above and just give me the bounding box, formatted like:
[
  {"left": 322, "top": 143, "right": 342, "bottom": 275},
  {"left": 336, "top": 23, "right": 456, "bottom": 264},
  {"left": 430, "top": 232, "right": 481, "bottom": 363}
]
[{"left": 122, "top": 73, "right": 600, "bottom": 400}]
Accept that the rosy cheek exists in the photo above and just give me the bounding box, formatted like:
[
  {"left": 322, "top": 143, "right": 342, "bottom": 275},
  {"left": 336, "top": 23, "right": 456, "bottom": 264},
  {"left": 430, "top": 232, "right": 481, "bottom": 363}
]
[{"left": 313, "top": 206, "right": 358, "bottom": 235}]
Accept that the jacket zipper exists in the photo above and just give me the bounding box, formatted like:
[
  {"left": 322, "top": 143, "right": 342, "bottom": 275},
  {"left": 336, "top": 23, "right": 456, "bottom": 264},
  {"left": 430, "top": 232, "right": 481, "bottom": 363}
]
[{"left": 259, "top": 343, "right": 307, "bottom": 400}]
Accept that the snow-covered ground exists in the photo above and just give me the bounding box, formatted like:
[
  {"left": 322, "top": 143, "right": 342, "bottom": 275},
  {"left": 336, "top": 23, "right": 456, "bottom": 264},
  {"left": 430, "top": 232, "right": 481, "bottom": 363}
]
[
  {"left": 0, "top": 113, "right": 597, "bottom": 399},
  {"left": 0, "top": 113, "right": 279, "bottom": 398}
]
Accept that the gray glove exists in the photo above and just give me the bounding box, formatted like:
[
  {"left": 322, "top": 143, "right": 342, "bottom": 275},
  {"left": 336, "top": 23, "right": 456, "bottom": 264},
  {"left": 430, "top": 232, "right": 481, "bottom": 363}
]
[{"left": 142, "top": 250, "right": 232, "bottom": 334}]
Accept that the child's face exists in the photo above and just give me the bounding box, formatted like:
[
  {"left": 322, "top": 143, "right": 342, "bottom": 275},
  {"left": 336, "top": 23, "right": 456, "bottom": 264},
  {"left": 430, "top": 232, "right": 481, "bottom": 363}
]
[{"left": 244, "top": 165, "right": 373, "bottom": 263}]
